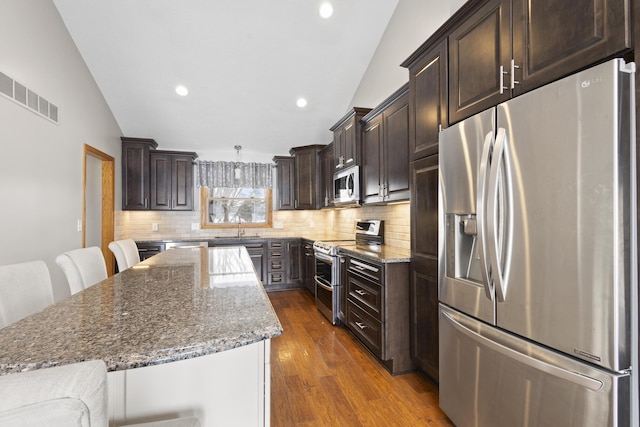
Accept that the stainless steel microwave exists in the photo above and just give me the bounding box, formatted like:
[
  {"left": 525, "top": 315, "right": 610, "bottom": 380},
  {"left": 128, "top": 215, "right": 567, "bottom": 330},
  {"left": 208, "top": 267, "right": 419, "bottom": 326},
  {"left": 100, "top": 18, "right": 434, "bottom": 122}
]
[{"left": 333, "top": 165, "right": 360, "bottom": 207}]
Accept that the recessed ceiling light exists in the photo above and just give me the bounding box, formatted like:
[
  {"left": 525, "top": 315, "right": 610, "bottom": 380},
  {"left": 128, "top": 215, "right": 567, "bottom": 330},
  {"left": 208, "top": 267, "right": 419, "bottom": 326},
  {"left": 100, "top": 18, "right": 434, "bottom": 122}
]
[
  {"left": 296, "top": 98, "right": 308, "bottom": 108},
  {"left": 175, "top": 85, "right": 189, "bottom": 96},
  {"left": 319, "top": 2, "right": 333, "bottom": 19}
]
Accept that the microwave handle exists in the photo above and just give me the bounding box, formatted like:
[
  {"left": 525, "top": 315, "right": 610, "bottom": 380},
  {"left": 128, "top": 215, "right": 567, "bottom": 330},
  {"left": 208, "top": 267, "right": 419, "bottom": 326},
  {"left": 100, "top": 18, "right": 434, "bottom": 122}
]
[{"left": 347, "top": 174, "right": 354, "bottom": 197}]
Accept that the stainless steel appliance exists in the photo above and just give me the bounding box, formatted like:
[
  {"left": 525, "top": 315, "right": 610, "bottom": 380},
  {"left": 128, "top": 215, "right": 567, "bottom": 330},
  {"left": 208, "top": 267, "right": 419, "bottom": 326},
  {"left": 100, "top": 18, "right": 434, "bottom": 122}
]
[
  {"left": 333, "top": 165, "right": 360, "bottom": 207},
  {"left": 313, "top": 239, "right": 354, "bottom": 324},
  {"left": 313, "top": 219, "right": 384, "bottom": 324},
  {"left": 438, "top": 58, "right": 638, "bottom": 427}
]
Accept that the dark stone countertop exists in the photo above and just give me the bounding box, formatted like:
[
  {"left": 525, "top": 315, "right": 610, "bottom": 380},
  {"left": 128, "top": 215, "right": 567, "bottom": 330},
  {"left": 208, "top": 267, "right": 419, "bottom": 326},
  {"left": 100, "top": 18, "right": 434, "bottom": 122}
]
[{"left": 0, "top": 246, "right": 283, "bottom": 375}]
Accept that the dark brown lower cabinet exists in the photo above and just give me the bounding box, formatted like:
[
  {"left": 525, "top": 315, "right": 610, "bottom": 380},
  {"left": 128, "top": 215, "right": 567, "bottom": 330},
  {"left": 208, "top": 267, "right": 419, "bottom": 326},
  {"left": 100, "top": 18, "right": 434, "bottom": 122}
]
[
  {"left": 410, "top": 257, "right": 439, "bottom": 382},
  {"left": 410, "top": 154, "right": 440, "bottom": 383},
  {"left": 243, "top": 242, "right": 266, "bottom": 285},
  {"left": 344, "top": 253, "right": 412, "bottom": 375},
  {"left": 287, "top": 239, "right": 303, "bottom": 284},
  {"left": 266, "top": 239, "right": 304, "bottom": 291},
  {"left": 303, "top": 240, "right": 315, "bottom": 294}
]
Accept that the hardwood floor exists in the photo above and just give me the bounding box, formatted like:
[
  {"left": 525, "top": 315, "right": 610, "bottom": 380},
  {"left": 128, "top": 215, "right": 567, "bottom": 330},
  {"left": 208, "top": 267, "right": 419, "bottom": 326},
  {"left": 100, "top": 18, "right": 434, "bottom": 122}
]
[{"left": 269, "top": 289, "right": 454, "bottom": 426}]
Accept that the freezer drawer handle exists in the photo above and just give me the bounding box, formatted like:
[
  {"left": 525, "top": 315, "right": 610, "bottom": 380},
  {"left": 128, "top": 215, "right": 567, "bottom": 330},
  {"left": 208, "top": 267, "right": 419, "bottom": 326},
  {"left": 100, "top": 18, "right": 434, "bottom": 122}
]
[{"left": 442, "top": 310, "right": 604, "bottom": 391}]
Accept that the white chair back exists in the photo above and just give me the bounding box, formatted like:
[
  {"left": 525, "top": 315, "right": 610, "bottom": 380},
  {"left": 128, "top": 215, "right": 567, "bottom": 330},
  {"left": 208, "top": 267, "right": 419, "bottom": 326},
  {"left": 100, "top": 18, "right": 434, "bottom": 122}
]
[
  {"left": 0, "top": 359, "right": 200, "bottom": 426},
  {"left": 0, "top": 260, "right": 54, "bottom": 328},
  {"left": 0, "top": 360, "right": 108, "bottom": 426},
  {"left": 56, "top": 247, "right": 108, "bottom": 295},
  {"left": 108, "top": 239, "right": 141, "bottom": 271}
]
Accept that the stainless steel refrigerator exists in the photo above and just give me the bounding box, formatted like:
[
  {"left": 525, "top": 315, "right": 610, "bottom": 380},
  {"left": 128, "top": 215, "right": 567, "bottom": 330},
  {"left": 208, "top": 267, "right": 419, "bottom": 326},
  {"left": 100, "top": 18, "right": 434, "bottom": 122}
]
[{"left": 438, "top": 58, "right": 638, "bottom": 427}]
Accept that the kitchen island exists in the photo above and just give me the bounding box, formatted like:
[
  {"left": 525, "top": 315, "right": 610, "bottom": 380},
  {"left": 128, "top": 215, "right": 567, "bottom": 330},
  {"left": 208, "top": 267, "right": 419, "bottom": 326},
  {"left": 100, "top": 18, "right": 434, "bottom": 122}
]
[{"left": 0, "top": 246, "right": 282, "bottom": 426}]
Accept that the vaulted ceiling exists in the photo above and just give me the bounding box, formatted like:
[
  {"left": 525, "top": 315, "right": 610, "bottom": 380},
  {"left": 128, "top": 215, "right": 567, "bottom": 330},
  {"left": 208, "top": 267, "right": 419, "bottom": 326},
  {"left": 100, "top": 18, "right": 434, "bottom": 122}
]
[{"left": 52, "top": 0, "right": 403, "bottom": 161}]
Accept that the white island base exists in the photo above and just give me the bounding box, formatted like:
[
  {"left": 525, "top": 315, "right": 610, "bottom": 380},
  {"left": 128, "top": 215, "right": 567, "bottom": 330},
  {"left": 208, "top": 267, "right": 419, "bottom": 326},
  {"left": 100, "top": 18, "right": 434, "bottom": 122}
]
[{"left": 107, "top": 340, "right": 271, "bottom": 427}]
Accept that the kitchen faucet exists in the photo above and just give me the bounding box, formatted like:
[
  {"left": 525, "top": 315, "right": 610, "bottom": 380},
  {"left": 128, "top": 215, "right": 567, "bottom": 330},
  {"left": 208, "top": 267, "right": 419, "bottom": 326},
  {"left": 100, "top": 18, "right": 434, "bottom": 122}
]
[{"left": 237, "top": 222, "right": 244, "bottom": 238}]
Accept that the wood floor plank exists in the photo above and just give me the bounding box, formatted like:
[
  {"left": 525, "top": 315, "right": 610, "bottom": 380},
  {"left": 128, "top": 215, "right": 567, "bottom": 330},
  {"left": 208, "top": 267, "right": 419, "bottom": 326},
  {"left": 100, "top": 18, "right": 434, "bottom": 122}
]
[{"left": 269, "top": 290, "right": 454, "bottom": 427}]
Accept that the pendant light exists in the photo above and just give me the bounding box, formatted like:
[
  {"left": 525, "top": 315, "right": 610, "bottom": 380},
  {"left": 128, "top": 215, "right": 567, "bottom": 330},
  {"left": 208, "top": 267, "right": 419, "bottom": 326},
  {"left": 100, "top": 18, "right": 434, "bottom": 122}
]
[{"left": 234, "top": 145, "right": 242, "bottom": 180}]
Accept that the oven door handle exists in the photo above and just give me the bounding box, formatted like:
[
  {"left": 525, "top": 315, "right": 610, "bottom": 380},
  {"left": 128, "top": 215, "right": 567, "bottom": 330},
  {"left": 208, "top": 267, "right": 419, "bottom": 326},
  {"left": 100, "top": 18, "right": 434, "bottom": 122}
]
[
  {"left": 314, "top": 276, "right": 333, "bottom": 291},
  {"left": 314, "top": 252, "right": 334, "bottom": 263}
]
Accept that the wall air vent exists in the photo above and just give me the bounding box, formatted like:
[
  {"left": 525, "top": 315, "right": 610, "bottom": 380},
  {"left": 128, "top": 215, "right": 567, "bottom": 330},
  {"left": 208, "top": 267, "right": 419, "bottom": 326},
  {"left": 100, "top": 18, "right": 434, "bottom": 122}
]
[{"left": 0, "top": 70, "right": 59, "bottom": 124}]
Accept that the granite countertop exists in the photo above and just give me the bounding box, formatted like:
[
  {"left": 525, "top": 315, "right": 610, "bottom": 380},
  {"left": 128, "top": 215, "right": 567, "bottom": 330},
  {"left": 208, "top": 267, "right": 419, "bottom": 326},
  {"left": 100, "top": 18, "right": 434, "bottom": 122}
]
[
  {"left": 337, "top": 244, "right": 411, "bottom": 263},
  {"left": 0, "top": 247, "right": 283, "bottom": 375},
  {"left": 137, "top": 235, "right": 351, "bottom": 244}
]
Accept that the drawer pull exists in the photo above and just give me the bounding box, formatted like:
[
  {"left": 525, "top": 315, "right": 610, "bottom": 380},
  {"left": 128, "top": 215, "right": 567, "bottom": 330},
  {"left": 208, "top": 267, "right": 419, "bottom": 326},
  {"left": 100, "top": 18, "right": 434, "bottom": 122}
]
[
  {"left": 355, "top": 322, "right": 367, "bottom": 330},
  {"left": 350, "top": 259, "right": 379, "bottom": 273},
  {"left": 355, "top": 289, "right": 367, "bottom": 296}
]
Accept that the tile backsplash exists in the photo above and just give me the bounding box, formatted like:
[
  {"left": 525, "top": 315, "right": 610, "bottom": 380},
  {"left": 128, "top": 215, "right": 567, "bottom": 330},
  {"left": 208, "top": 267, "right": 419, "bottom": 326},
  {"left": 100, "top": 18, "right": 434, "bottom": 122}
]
[{"left": 115, "top": 202, "right": 410, "bottom": 249}]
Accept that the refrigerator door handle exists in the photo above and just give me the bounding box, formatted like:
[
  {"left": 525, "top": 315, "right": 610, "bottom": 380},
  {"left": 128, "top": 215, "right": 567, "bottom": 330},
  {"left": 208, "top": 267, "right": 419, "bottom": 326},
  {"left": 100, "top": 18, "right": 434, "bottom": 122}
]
[
  {"left": 487, "top": 127, "right": 514, "bottom": 302},
  {"left": 477, "top": 131, "right": 494, "bottom": 300},
  {"left": 441, "top": 310, "right": 604, "bottom": 391}
]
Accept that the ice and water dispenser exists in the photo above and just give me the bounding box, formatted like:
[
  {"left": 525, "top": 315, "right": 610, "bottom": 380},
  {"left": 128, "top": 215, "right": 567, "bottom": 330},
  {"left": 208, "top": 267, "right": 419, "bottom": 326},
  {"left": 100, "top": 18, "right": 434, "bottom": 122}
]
[{"left": 445, "top": 213, "right": 484, "bottom": 284}]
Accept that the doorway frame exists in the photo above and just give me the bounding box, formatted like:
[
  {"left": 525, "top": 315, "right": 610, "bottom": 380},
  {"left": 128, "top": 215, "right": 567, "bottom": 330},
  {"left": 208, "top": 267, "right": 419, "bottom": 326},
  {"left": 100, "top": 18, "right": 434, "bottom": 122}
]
[{"left": 83, "top": 144, "right": 115, "bottom": 276}]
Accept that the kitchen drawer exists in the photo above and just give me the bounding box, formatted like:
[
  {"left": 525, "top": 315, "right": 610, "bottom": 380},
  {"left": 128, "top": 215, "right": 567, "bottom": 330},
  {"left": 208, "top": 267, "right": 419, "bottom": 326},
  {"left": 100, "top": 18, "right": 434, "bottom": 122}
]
[
  {"left": 268, "top": 249, "right": 284, "bottom": 259},
  {"left": 346, "top": 300, "right": 383, "bottom": 359},
  {"left": 243, "top": 242, "right": 265, "bottom": 251},
  {"left": 347, "top": 272, "right": 383, "bottom": 321},
  {"left": 269, "top": 272, "right": 284, "bottom": 284},
  {"left": 269, "top": 240, "right": 284, "bottom": 250},
  {"left": 348, "top": 256, "right": 383, "bottom": 283},
  {"left": 269, "top": 258, "right": 284, "bottom": 272},
  {"left": 136, "top": 242, "right": 164, "bottom": 261}
]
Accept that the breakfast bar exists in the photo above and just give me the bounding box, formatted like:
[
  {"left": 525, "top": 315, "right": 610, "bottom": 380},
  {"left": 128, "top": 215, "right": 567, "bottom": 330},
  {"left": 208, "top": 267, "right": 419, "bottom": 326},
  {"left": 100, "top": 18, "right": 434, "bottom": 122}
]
[{"left": 0, "top": 246, "right": 282, "bottom": 426}]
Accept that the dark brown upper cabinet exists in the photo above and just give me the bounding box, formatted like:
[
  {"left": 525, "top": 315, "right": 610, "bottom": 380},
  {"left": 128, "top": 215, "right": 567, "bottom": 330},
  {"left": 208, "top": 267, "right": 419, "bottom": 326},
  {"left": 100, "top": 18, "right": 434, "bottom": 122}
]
[
  {"left": 361, "top": 84, "right": 410, "bottom": 205},
  {"left": 149, "top": 150, "right": 197, "bottom": 211},
  {"left": 272, "top": 156, "right": 295, "bottom": 211},
  {"left": 290, "top": 145, "right": 324, "bottom": 210},
  {"left": 318, "top": 143, "right": 334, "bottom": 208},
  {"left": 330, "top": 107, "right": 371, "bottom": 171},
  {"left": 448, "top": 0, "right": 512, "bottom": 124},
  {"left": 121, "top": 137, "right": 158, "bottom": 210},
  {"left": 448, "top": 0, "right": 630, "bottom": 124},
  {"left": 402, "top": 39, "right": 448, "bottom": 161}
]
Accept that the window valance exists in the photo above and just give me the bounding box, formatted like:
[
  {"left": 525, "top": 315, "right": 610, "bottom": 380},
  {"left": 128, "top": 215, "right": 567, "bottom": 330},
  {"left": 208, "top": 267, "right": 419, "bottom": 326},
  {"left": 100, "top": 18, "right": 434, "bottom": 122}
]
[{"left": 195, "top": 160, "right": 273, "bottom": 189}]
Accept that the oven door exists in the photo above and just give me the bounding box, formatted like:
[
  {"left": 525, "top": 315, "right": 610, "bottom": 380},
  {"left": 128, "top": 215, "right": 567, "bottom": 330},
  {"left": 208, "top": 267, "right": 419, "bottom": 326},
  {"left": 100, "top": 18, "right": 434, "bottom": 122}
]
[{"left": 314, "top": 252, "right": 337, "bottom": 324}]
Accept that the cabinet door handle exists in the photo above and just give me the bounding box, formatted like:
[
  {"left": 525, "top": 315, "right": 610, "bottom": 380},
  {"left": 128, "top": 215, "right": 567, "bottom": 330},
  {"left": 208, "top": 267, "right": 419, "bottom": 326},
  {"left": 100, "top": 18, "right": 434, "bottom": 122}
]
[
  {"left": 510, "top": 59, "right": 520, "bottom": 89},
  {"left": 355, "top": 322, "right": 367, "bottom": 330},
  {"left": 499, "top": 65, "right": 508, "bottom": 94},
  {"left": 355, "top": 289, "right": 367, "bottom": 296},
  {"left": 144, "top": 197, "right": 148, "bottom": 208}
]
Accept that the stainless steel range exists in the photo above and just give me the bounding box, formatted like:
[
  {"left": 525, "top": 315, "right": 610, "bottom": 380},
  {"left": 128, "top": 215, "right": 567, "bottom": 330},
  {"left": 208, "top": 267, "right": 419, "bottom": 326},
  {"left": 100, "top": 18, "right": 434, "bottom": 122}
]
[
  {"left": 313, "top": 219, "right": 383, "bottom": 325},
  {"left": 313, "top": 239, "right": 354, "bottom": 325}
]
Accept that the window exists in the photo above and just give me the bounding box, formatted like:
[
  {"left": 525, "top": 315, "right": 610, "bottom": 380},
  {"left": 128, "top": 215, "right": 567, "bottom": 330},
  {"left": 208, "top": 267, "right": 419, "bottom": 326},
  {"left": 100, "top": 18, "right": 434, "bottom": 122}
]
[{"left": 200, "top": 187, "right": 272, "bottom": 228}]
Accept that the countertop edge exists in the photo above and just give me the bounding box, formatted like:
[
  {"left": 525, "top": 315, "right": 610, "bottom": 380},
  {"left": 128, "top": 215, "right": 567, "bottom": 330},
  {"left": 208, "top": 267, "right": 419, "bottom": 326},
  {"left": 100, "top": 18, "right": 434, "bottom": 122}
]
[
  {"left": 337, "top": 245, "right": 411, "bottom": 263},
  {"left": 0, "top": 323, "right": 283, "bottom": 376}
]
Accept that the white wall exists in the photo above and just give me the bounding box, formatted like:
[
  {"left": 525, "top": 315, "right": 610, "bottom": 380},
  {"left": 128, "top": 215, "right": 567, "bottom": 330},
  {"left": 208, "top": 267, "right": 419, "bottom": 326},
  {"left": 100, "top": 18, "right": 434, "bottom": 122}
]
[
  {"left": 350, "top": 0, "right": 461, "bottom": 108},
  {"left": 0, "top": 0, "right": 122, "bottom": 300}
]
